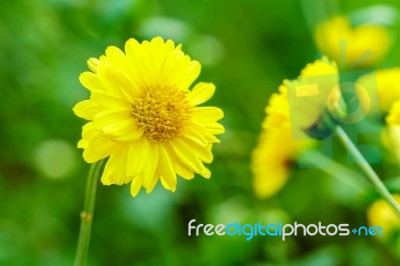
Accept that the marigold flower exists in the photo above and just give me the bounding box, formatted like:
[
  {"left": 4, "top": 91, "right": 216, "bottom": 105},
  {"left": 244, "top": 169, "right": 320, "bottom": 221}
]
[
  {"left": 387, "top": 100, "right": 400, "bottom": 125},
  {"left": 251, "top": 85, "right": 312, "bottom": 199},
  {"left": 315, "top": 16, "right": 390, "bottom": 67},
  {"left": 381, "top": 124, "right": 400, "bottom": 163},
  {"left": 357, "top": 68, "right": 400, "bottom": 113},
  {"left": 252, "top": 57, "right": 340, "bottom": 198},
  {"left": 73, "top": 37, "right": 224, "bottom": 196},
  {"left": 367, "top": 195, "right": 400, "bottom": 237},
  {"left": 285, "top": 56, "right": 338, "bottom": 137},
  {"left": 358, "top": 69, "right": 400, "bottom": 158}
]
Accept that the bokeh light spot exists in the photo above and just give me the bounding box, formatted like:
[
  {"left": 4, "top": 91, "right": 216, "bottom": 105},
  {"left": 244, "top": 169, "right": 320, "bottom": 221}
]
[{"left": 34, "top": 139, "right": 76, "bottom": 180}]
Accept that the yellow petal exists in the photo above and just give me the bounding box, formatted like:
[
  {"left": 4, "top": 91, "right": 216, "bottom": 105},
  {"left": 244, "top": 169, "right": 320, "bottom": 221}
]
[
  {"left": 103, "top": 119, "right": 143, "bottom": 142},
  {"left": 145, "top": 171, "right": 160, "bottom": 194},
  {"left": 142, "top": 143, "right": 159, "bottom": 189},
  {"left": 194, "top": 120, "right": 225, "bottom": 135},
  {"left": 160, "top": 178, "right": 175, "bottom": 192},
  {"left": 126, "top": 140, "right": 148, "bottom": 177},
  {"left": 182, "top": 126, "right": 208, "bottom": 147},
  {"left": 189, "top": 123, "right": 221, "bottom": 144},
  {"left": 100, "top": 149, "right": 131, "bottom": 185},
  {"left": 79, "top": 72, "right": 105, "bottom": 91},
  {"left": 175, "top": 162, "right": 194, "bottom": 180},
  {"left": 93, "top": 108, "right": 132, "bottom": 129},
  {"left": 80, "top": 122, "right": 121, "bottom": 163},
  {"left": 164, "top": 145, "right": 195, "bottom": 180},
  {"left": 97, "top": 64, "right": 139, "bottom": 102},
  {"left": 193, "top": 106, "right": 224, "bottom": 122},
  {"left": 253, "top": 166, "right": 288, "bottom": 198},
  {"left": 93, "top": 109, "right": 144, "bottom": 142},
  {"left": 125, "top": 38, "right": 150, "bottom": 87},
  {"left": 170, "top": 138, "right": 204, "bottom": 173},
  {"left": 130, "top": 177, "right": 142, "bottom": 197},
  {"left": 73, "top": 100, "right": 100, "bottom": 120},
  {"left": 91, "top": 89, "right": 128, "bottom": 108},
  {"left": 199, "top": 166, "right": 211, "bottom": 179},
  {"left": 387, "top": 101, "right": 400, "bottom": 125},
  {"left": 87, "top": 58, "right": 100, "bottom": 73},
  {"left": 112, "top": 150, "right": 131, "bottom": 185},
  {"left": 105, "top": 46, "right": 132, "bottom": 77},
  {"left": 158, "top": 146, "right": 177, "bottom": 191},
  {"left": 182, "top": 137, "right": 213, "bottom": 163},
  {"left": 174, "top": 59, "right": 201, "bottom": 91},
  {"left": 101, "top": 159, "right": 116, "bottom": 185},
  {"left": 187, "top": 83, "right": 215, "bottom": 105},
  {"left": 77, "top": 139, "right": 88, "bottom": 149}
]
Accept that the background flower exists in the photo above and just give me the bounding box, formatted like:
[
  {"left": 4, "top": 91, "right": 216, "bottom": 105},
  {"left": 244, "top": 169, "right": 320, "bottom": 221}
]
[
  {"left": 357, "top": 68, "right": 400, "bottom": 113},
  {"left": 285, "top": 56, "right": 338, "bottom": 138},
  {"left": 252, "top": 84, "right": 313, "bottom": 198},
  {"left": 315, "top": 16, "right": 391, "bottom": 68},
  {"left": 367, "top": 195, "right": 400, "bottom": 237}
]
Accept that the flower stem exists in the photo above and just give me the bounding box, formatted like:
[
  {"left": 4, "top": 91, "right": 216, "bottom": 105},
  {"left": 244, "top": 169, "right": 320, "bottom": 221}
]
[
  {"left": 335, "top": 126, "right": 400, "bottom": 217},
  {"left": 74, "top": 159, "right": 105, "bottom": 266}
]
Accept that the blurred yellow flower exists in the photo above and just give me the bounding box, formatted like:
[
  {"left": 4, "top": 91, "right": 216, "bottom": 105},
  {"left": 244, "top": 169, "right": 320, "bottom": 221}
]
[
  {"left": 285, "top": 56, "right": 338, "bottom": 136},
  {"left": 73, "top": 37, "right": 224, "bottom": 196},
  {"left": 360, "top": 69, "right": 400, "bottom": 158},
  {"left": 357, "top": 68, "right": 400, "bottom": 113},
  {"left": 252, "top": 129, "right": 307, "bottom": 199},
  {"left": 252, "top": 57, "right": 338, "bottom": 199},
  {"left": 387, "top": 100, "right": 400, "bottom": 131},
  {"left": 251, "top": 85, "right": 312, "bottom": 199},
  {"left": 367, "top": 195, "right": 400, "bottom": 236},
  {"left": 299, "top": 56, "right": 338, "bottom": 78},
  {"left": 315, "top": 16, "right": 390, "bottom": 67},
  {"left": 381, "top": 124, "right": 400, "bottom": 163}
]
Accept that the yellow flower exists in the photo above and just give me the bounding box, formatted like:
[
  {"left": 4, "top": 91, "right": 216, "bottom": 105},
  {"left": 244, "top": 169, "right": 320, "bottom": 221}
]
[
  {"left": 73, "top": 37, "right": 224, "bottom": 196},
  {"left": 285, "top": 56, "right": 338, "bottom": 136},
  {"left": 381, "top": 124, "right": 400, "bottom": 163},
  {"left": 387, "top": 100, "right": 400, "bottom": 125},
  {"left": 359, "top": 69, "right": 400, "bottom": 158},
  {"left": 252, "top": 57, "right": 343, "bottom": 198},
  {"left": 252, "top": 129, "right": 306, "bottom": 199},
  {"left": 357, "top": 68, "right": 400, "bottom": 113},
  {"left": 315, "top": 16, "right": 390, "bottom": 67},
  {"left": 251, "top": 85, "right": 312, "bottom": 199},
  {"left": 252, "top": 58, "right": 338, "bottom": 199},
  {"left": 367, "top": 195, "right": 400, "bottom": 237}
]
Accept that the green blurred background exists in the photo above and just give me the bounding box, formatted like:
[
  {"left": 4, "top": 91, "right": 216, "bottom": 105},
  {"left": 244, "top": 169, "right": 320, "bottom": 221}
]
[{"left": 1, "top": 0, "right": 400, "bottom": 265}]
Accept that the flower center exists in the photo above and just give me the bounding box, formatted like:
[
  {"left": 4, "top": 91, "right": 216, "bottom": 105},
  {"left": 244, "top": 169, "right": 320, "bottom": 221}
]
[{"left": 131, "top": 86, "right": 193, "bottom": 142}]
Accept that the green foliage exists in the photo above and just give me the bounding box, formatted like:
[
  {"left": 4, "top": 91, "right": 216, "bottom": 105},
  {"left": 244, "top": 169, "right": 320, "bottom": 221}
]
[{"left": 0, "top": 0, "right": 400, "bottom": 265}]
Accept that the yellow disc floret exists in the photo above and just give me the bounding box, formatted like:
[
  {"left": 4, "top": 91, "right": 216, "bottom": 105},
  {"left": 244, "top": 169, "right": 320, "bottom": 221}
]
[{"left": 131, "top": 86, "right": 193, "bottom": 142}]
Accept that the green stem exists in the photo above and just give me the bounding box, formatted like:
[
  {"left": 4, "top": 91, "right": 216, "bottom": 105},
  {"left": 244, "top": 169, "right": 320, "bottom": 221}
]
[
  {"left": 335, "top": 126, "right": 400, "bottom": 217},
  {"left": 74, "top": 159, "right": 106, "bottom": 266}
]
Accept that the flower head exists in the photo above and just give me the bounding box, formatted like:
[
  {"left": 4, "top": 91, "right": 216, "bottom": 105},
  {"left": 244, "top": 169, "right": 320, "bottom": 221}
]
[
  {"left": 357, "top": 68, "right": 400, "bottom": 113},
  {"left": 367, "top": 195, "right": 400, "bottom": 237},
  {"left": 252, "top": 57, "right": 341, "bottom": 198},
  {"left": 285, "top": 56, "right": 338, "bottom": 138},
  {"left": 315, "top": 16, "right": 390, "bottom": 67},
  {"left": 387, "top": 100, "right": 400, "bottom": 125},
  {"left": 381, "top": 124, "right": 400, "bottom": 163},
  {"left": 73, "top": 37, "right": 224, "bottom": 196},
  {"left": 251, "top": 85, "right": 312, "bottom": 199}
]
